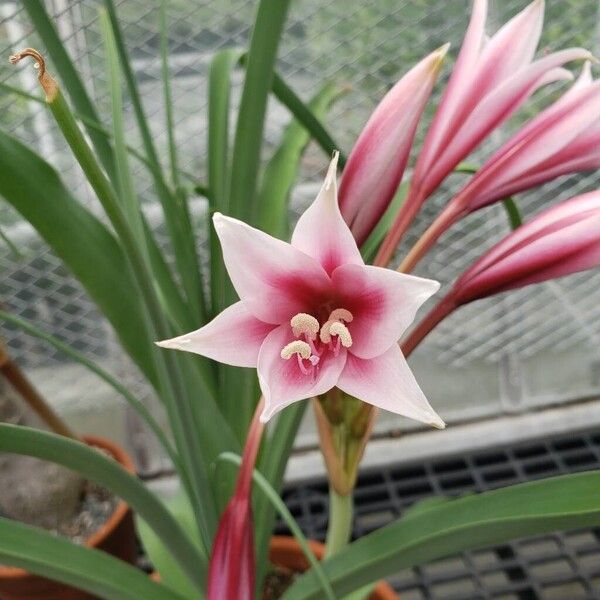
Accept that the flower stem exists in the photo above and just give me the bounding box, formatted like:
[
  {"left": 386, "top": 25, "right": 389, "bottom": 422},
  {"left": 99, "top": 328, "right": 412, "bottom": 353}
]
[
  {"left": 398, "top": 201, "right": 463, "bottom": 273},
  {"left": 325, "top": 487, "right": 353, "bottom": 558}
]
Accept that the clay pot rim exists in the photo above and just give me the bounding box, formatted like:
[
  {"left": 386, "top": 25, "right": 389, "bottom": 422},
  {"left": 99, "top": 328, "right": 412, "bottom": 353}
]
[
  {"left": 269, "top": 535, "right": 398, "bottom": 600},
  {"left": 0, "top": 434, "right": 135, "bottom": 580}
]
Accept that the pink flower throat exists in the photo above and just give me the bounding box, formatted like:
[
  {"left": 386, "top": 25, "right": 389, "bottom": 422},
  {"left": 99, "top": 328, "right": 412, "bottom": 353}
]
[{"left": 280, "top": 309, "right": 353, "bottom": 376}]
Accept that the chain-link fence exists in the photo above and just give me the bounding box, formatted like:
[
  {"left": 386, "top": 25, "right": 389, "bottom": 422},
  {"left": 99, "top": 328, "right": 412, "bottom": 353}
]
[{"left": 1, "top": 0, "right": 599, "bottom": 459}]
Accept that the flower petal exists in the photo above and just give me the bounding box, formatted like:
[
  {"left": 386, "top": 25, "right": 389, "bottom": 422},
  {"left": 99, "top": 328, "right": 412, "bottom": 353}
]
[
  {"left": 415, "top": 0, "right": 487, "bottom": 176},
  {"left": 460, "top": 78, "right": 600, "bottom": 213},
  {"left": 424, "top": 48, "right": 590, "bottom": 200},
  {"left": 338, "top": 46, "right": 448, "bottom": 245},
  {"left": 332, "top": 263, "right": 440, "bottom": 360},
  {"left": 473, "top": 0, "right": 544, "bottom": 95},
  {"left": 291, "top": 153, "right": 363, "bottom": 274},
  {"left": 338, "top": 344, "right": 445, "bottom": 428},
  {"left": 453, "top": 191, "right": 600, "bottom": 303},
  {"left": 213, "top": 213, "right": 332, "bottom": 324},
  {"left": 257, "top": 324, "right": 347, "bottom": 422},
  {"left": 156, "top": 301, "right": 274, "bottom": 367}
]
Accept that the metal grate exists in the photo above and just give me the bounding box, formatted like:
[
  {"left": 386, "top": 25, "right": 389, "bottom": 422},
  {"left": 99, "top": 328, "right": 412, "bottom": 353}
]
[
  {"left": 0, "top": 1, "right": 599, "bottom": 434},
  {"left": 277, "top": 429, "right": 600, "bottom": 599}
]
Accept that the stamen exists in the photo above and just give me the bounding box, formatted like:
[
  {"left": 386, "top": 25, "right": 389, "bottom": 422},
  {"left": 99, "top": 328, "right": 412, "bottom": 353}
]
[
  {"left": 319, "top": 320, "right": 335, "bottom": 344},
  {"left": 290, "top": 313, "right": 320, "bottom": 340},
  {"left": 329, "top": 308, "right": 353, "bottom": 323},
  {"left": 329, "top": 322, "right": 352, "bottom": 347},
  {"left": 280, "top": 340, "right": 311, "bottom": 360}
]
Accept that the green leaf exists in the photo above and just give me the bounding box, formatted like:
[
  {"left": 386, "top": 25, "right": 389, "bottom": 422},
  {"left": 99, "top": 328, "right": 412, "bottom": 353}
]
[
  {"left": 228, "top": 0, "right": 292, "bottom": 224},
  {"left": 218, "top": 451, "right": 335, "bottom": 600},
  {"left": 0, "top": 517, "right": 186, "bottom": 600},
  {"left": 21, "top": 1, "right": 197, "bottom": 332},
  {"left": 137, "top": 490, "right": 202, "bottom": 600},
  {"left": 271, "top": 71, "right": 347, "bottom": 168},
  {"left": 256, "top": 82, "right": 344, "bottom": 238},
  {"left": 100, "top": 9, "right": 145, "bottom": 247},
  {"left": 0, "top": 128, "right": 158, "bottom": 387},
  {"left": 255, "top": 403, "right": 307, "bottom": 588},
  {"left": 0, "top": 424, "right": 206, "bottom": 592},
  {"left": 360, "top": 182, "right": 409, "bottom": 262},
  {"left": 282, "top": 471, "right": 600, "bottom": 599},
  {"left": 159, "top": 0, "right": 180, "bottom": 190},
  {"left": 208, "top": 47, "right": 244, "bottom": 314},
  {"left": 502, "top": 197, "right": 523, "bottom": 230},
  {"left": 102, "top": 0, "right": 208, "bottom": 325}
]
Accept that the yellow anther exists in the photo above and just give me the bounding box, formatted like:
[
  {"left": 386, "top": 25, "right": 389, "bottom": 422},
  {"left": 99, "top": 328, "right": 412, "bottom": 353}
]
[
  {"left": 329, "top": 322, "right": 353, "bottom": 347},
  {"left": 290, "top": 313, "right": 320, "bottom": 339},
  {"left": 319, "top": 320, "right": 334, "bottom": 344},
  {"left": 280, "top": 340, "right": 312, "bottom": 360},
  {"left": 329, "top": 308, "right": 353, "bottom": 323}
]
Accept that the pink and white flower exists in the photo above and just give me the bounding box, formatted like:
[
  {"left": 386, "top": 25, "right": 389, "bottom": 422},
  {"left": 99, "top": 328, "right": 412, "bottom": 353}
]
[
  {"left": 339, "top": 44, "right": 448, "bottom": 246},
  {"left": 452, "top": 190, "right": 600, "bottom": 303},
  {"left": 402, "top": 190, "right": 600, "bottom": 356},
  {"left": 375, "top": 0, "right": 592, "bottom": 266},
  {"left": 457, "top": 62, "right": 600, "bottom": 212},
  {"left": 158, "top": 154, "right": 443, "bottom": 428},
  {"left": 398, "top": 62, "right": 600, "bottom": 274}
]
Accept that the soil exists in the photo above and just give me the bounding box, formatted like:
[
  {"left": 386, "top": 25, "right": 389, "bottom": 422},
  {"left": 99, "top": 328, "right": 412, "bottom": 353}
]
[
  {"left": 0, "top": 383, "right": 119, "bottom": 561},
  {"left": 262, "top": 566, "right": 297, "bottom": 600},
  {"left": 50, "top": 480, "right": 118, "bottom": 545}
]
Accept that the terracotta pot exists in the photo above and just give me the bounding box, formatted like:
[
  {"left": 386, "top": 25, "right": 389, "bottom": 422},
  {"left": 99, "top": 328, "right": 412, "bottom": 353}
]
[
  {"left": 0, "top": 435, "right": 137, "bottom": 600},
  {"left": 269, "top": 536, "right": 398, "bottom": 600}
]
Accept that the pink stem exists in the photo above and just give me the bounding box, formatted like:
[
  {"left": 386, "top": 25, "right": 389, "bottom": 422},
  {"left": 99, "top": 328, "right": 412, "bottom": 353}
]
[
  {"left": 237, "top": 396, "right": 265, "bottom": 498},
  {"left": 398, "top": 201, "right": 464, "bottom": 273}
]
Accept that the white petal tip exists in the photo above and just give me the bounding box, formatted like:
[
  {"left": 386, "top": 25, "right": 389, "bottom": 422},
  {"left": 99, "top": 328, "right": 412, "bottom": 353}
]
[
  {"left": 431, "top": 417, "right": 446, "bottom": 430},
  {"left": 155, "top": 338, "right": 191, "bottom": 350},
  {"left": 324, "top": 151, "right": 340, "bottom": 189},
  {"left": 435, "top": 42, "right": 451, "bottom": 59}
]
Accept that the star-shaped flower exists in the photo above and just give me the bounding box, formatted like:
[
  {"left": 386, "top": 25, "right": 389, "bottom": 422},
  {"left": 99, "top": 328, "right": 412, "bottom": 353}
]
[{"left": 158, "top": 154, "right": 444, "bottom": 427}]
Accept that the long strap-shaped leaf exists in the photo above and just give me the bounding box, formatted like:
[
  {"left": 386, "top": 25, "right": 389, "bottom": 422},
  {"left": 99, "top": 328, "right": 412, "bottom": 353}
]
[
  {"left": 0, "top": 517, "right": 185, "bottom": 600},
  {"left": 102, "top": 0, "right": 208, "bottom": 324},
  {"left": 208, "top": 47, "right": 244, "bottom": 315},
  {"left": 228, "top": 0, "right": 292, "bottom": 224},
  {"left": 270, "top": 72, "right": 347, "bottom": 168},
  {"left": 282, "top": 471, "right": 600, "bottom": 599},
  {"left": 0, "top": 128, "right": 158, "bottom": 387},
  {"left": 0, "top": 423, "right": 207, "bottom": 590},
  {"left": 22, "top": 0, "right": 200, "bottom": 332},
  {"left": 0, "top": 81, "right": 195, "bottom": 333},
  {"left": 256, "top": 82, "right": 344, "bottom": 238},
  {"left": 0, "top": 424, "right": 207, "bottom": 591},
  {"left": 255, "top": 392, "right": 306, "bottom": 586}
]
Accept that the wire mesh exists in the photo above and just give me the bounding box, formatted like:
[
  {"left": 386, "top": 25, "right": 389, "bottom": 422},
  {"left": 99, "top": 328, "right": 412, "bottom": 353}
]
[
  {"left": 278, "top": 427, "right": 600, "bottom": 599},
  {"left": 0, "top": 0, "right": 599, "bottom": 438}
]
